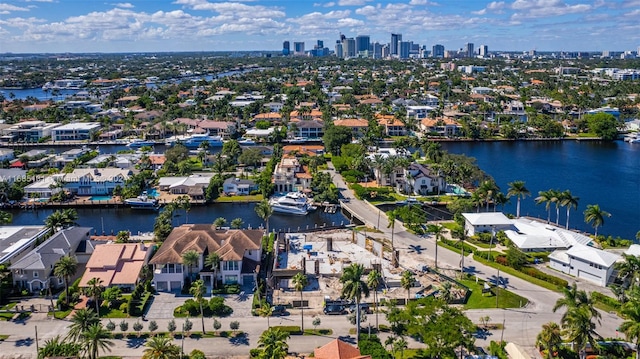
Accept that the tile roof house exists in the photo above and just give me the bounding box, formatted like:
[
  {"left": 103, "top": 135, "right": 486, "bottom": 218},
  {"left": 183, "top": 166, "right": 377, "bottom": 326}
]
[
  {"left": 79, "top": 243, "right": 152, "bottom": 290},
  {"left": 273, "top": 157, "right": 313, "bottom": 193},
  {"left": 333, "top": 118, "right": 369, "bottom": 138},
  {"left": 376, "top": 114, "right": 406, "bottom": 136},
  {"left": 10, "top": 227, "right": 93, "bottom": 292},
  {"left": 314, "top": 339, "right": 371, "bottom": 359},
  {"left": 149, "top": 226, "right": 263, "bottom": 292}
]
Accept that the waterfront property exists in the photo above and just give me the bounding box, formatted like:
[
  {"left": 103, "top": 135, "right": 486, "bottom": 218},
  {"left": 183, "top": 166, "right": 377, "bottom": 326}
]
[
  {"left": 158, "top": 174, "right": 213, "bottom": 199},
  {"left": 79, "top": 242, "right": 152, "bottom": 291},
  {"left": 0, "top": 120, "right": 60, "bottom": 143},
  {"left": 402, "top": 163, "right": 446, "bottom": 195},
  {"left": 0, "top": 225, "right": 49, "bottom": 264},
  {"left": 549, "top": 243, "right": 621, "bottom": 287},
  {"left": 222, "top": 177, "right": 258, "bottom": 195},
  {"left": 64, "top": 168, "right": 131, "bottom": 196},
  {"left": 462, "top": 212, "right": 513, "bottom": 236},
  {"left": 272, "top": 157, "right": 313, "bottom": 193},
  {"left": 10, "top": 227, "right": 93, "bottom": 292},
  {"left": 51, "top": 122, "right": 101, "bottom": 141},
  {"left": 149, "top": 225, "right": 263, "bottom": 291}
]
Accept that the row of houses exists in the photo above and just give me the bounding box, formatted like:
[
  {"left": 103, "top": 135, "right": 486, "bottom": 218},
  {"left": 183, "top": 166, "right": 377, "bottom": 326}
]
[{"left": 0, "top": 120, "right": 101, "bottom": 143}]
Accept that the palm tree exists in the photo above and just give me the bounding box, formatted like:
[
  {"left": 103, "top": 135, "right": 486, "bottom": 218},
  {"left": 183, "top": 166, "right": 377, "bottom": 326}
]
[
  {"left": 340, "top": 263, "right": 370, "bottom": 343},
  {"left": 561, "top": 306, "right": 601, "bottom": 357},
  {"left": 142, "top": 336, "right": 180, "bottom": 359},
  {"left": 82, "top": 324, "right": 114, "bottom": 359},
  {"left": 230, "top": 218, "right": 244, "bottom": 229},
  {"left": 507, "top": 181, "right": 530, "bottom": 218},
  {"left": 255, "top": 199, "right": 273, "bottom": 235},
  {"left": 292, "top": 272, "right": 308, "bottom": 331},
  {"left": 182, "top": 250, "right": 199, "bottom": 280},
  {"left": 86, "top": 277, "right": 104, "bottom": 317},
  {"left": 0, "top": 210, "right": 12, "bottom": 225},
  {"left": 560, "top": 190, "right": 579, "bottom": 230},
  {"left": 536, "top": 322, "right": 563, "bottom": 359},
  {"left": 258, "top": 327, "right": 290, "bottom": 359},
  {"left": 189, "top": 279, "right": 207, "bottom": 334},
  {"left": 452, "top": 227, "right": 468, "bottom": 276},
  {"left": 549, "top": 189, "right": 562, "bottom": 226},
  {"left": 212, "top": 217, "right": 227, "bottom": 229},
  {"left": 619, "top": 300, "right": 640, "bottom": 359},
  {"left": 584, "top": 204, "right": 611, "bottom": 238},
  {"left": 427, "top": 224, "right": 445, "bottom": 271},
  {"left": 615, "top": 254, "right": 640, "bottom": 288},
  {"left": 400, "top": 270, "right": 414, "bottom": 301},
  {"left": 257, "top": 302, "right": 274, "bottom": 328},
  {"left": 386, "top": 209, "right": 398, "bottom": 266},
  {"left": 38, "top": 335, "right": 81, "bottom": 359},
  {"left": 67, "top": 308, "right": 100, "bottom": 342},
  {"left": 393, "top": 337, "right": 408, "bottom": 359},
  {"left": 478, "top": 180, "right": 498, "bottom": 212},
  {"left": 535, "top": 190, "right": 554, "bottom": 224},
  {"left": 204, "top": 252, "right": 221, "bottom": 289},
  {"left": 552, "top": 283, "right": 601, "bottom": 323},
  {"left": 53, "top": 255, "right": 78, "bottom": 307},
  {"left": 439, "top": 281, "right": 454, "bottom": 303},
  {"left": 493, "top": 191, "right": 509, "bottom": 212},
  {"left": 367, "top": 269, "right": 383, "bottom": 330}
]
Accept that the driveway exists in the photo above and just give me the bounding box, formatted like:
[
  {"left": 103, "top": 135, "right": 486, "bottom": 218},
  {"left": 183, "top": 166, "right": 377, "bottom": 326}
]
[{"left": 144, "top": 292, "right": 190, "bottom": 319}]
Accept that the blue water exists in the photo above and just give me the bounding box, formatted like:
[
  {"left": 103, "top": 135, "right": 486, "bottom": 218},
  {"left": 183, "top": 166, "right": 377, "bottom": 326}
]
[
  {"left": 146, "top": 189, "right": 159, "bottom": 198},
  {"left": 441, "top": 140, "right": 640, "bottom": 241},
  {"left": 88, "top": 196, "right": 113, "bottom": 201},
  {"left": 0, "top": 88, "right": 79, "bottom": 101}
]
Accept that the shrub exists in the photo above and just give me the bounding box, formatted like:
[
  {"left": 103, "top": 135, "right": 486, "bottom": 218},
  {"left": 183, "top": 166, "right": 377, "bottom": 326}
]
[
  {"left": 119, "top": 320, "right": 129, "bottom": 332},
  {"left": 271, "top": 326, "right": 302, "bottom": 335},
  {"left": 249, "top": 349, "right": 262, "bottom": 358},
  {"left": 189, "top": 349, "right": 206, "bottom": 359},
  {"left": 106, "top": 320, "right": 116, "bottom": 331},
  {"left": 591, "top": 292, "right": 621, "bottom": 310},
  {"left": 213, "top": 319, "right": 221, "bottom": 331},
  {"left": 229, "top": 321, "right": 240, "bottom": 331},
  {"left": 519, "top": 267, "right": 568, "bottom": 288},
  {"left": 358, "top": 334, "right": 392, "bottom": 359},
  {"left": 209, "top": 297, "right": 233, "bottom": 317}
]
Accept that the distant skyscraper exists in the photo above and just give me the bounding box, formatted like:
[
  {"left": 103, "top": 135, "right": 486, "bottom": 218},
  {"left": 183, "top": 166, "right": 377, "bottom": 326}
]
[
  {"left": 343, "top": 38, "right": 356, "bottom": 58},
  {"left": 356, "top": 35, "right": 370, "bottom": 56},
  {"left": 465, "top": 43, "right": 474, "bottom": 58},
  {"left": 317, "top": 40, "right": 324, "bottom": 48},
  {"left": 382, "top": 44, "right": 390, "bottom": 58},
  {"left": 294, "top": 42, "right": 305, "bottom": 55},
  {"left": 373, "top": 42, "right": 383, "bottom": 59},
  {"left": 432, "top": 44, "right": 444, "bottom": 58},
  {"left": 479, "top": 44, "right": 488, "bottom": 57},
  {"left": 399, "top": 41, "right": 411, "bottom": 59},
  {"left": 391, "top": 33, "right": 402, "bottom": 56},
  {"left": 335, "top": 41, "right": 343, "bottom": 58},
  {"left": 282, "top": 41, "right": 290, "bottom": 56}
]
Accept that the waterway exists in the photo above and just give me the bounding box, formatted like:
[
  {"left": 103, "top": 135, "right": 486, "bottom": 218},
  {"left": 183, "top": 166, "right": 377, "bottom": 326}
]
[{"left": 440, "top": 140, "right": 640, "bottom": 241}]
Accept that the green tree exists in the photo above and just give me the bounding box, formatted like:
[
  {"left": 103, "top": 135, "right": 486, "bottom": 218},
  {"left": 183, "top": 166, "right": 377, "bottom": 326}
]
[
  {"left": 189, "top": 279, "right": 207, "bottom": 334},
  {"left": 400, "top": 270, "right": 414, "bottom": 301},
  {"left": 323, "top": 125, "right": 353, "bottom": 155},
  {"left": 536, "top": 322, "right": 563, "bottom": 359},
  {"left": 615, "top": 254, "right": 640, "bottom": 289},
  {"left": 426, "top": 224, "right": 445, "bottom": 271},
  {"left": 230, "top": 217, "right": 244, "bottom": 229},
  {"left": 86, "top": 277, "right": 104, "bottom": 316},
  {"left": 255, "top": 199, "right": 273, "bottom": 235},
  {"left": 560, "top": 190, "right": 579, "bottom": 230},
  {"left": 115, "top": 230, "right": 130, "bottom": 243},
  {"left": 585, "top": 112, "right": 621, "bottom": 141},
  {"left": 552, "top": 283, "right": 601, "bottom": 323},
  {"left": 257, "top": 302, "right": 274, "bottom": 328},
  {"left": 182, "top": 249, "right": 199, "bottom": 280},
  {"left": 619, "top": 299, "right": 640, "bottom": 359},
  {"left": 535, "top": 190, "right": 554, "bottom": 224},
  {"left": 142, "top": 336, "right": 180, "bottom": 359},
  {"left": 292, "top": 272, "right": 308, "bottom": 331},
  {"left": 53, "top": 255, "right": 78, "bottom": 307},
  {"left": 82, "top": 324, "right": 114, "bottom": 359},
  {"left": 38, "top": 335, "right": 81, "bottom": 359},
  {"left": 213, "top": 217, "right": 227, "bottom": 229},
  {"left": 387, "top": 209, "right": 398, "bottom": 266},
  {"left": 205, "top": 252, "right": 221, "bottom": 289},
  {"left": 367, "top": 269, "right": 383, "bottom": 330},
  {"left": 258, "top": 327, "right": 290, "bottom": 359},
  {"left": 507, "top": 181, "right": 530, "bottom": 218},
  {"left": 584, "top": 204, "right": 611, "bottom": 238},
  {"left": 67, "top": 308, "right": 100, "bottom": 342},
  {"left": 561, "top": 306, "right": 601, "bottom": 356},
  {"left": 340, "top": 263, "right": 370, "bottom": 343},
  {"left": 0, "top": 210, "right": 12, "bottom": 225}
]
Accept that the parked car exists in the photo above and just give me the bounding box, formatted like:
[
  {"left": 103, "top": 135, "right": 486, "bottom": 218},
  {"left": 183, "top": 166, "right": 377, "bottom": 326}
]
[
  {"left": 323, "top": 305, "right": 347, "bottom": 315},
  {"left": 349, "top": 303, "right": 371, "bottom": 314},
  {"left": 272, "top": 305, "right": 289, "bottom": 316}
]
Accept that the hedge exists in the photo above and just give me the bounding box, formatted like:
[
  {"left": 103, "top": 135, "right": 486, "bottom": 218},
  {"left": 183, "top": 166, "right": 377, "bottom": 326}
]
[
  {"left": 519, "top": 267, "right": 568, "bottom": 288},
  {"left": 270, "top": 325, "right": 302, "bottom": 335},
  {"left": 591, "top": 292, "right": 621, "bottom": 311}
]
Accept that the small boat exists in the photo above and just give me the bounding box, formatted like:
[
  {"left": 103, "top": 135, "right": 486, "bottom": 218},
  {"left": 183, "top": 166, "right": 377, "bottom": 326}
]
[
  {"left": 124, "top": 191, "right": 159, "bottom": 209},
  {"left": 167, "top": 133, "right": 224, "bottom": 149},
  {"left": 127, "top": 139, "right": 156, "bottom": 148},
  {"left": 624, "top": 133, "right": 640, "bottom": 143},
  {"left": 269, "top": 192, "right": 314, "bottom": 215},
  {"left": 287, "top": 137, "right": 308, "bottom": 144},
  {"left": 238, "top": 138, "right": 256, "bottom": 145}
]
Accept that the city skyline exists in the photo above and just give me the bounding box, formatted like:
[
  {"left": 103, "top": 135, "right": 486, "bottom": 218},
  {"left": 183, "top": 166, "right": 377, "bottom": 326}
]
[{"left": 0, "top": 0, "right": 639, "bottom": 54}]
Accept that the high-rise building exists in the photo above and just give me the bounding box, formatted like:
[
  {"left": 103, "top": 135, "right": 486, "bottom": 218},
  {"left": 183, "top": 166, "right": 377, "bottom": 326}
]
[
  {"left": 343, "top": 38, "right": 356, "bottom": 58},
  {"left": 479, "top": 45, "right": 488, "bottom": 57},
  {"left": 282, "top": 41, "right": 290, "bottom": 56},
  {"left": 382, "top": 44, "right": 390, "bottom": 58},
  {"left": 465, "top": 43, "right": 474, "bottom": 58},
  {"left": 294, "top": 42, "right": 305, "bottom": 55},
  {"left": 356, "top": 35, "right": 370, "bottom": 56},
  {"left": 399, "top": 41, "right": 411, "bottom": 59},
  {"left": 391, "top": 33, "right": 402, "bottom": 56},
  {"left": 317, "top": 40, "right": 324, "bottom": 49},
  {"left": 335, "top": 41, "right": 343, "bottom": 58},
  {"left": 432, "top": 44, "right": 444, "bottom": 58},
  {"left": 373, "top": 42, "right": 383, "bottom": 59}
]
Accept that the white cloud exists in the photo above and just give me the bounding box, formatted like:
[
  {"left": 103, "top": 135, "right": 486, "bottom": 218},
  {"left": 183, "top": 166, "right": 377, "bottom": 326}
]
[
  {"left": 114, "top": 3, "right": 134, "bottom": 9},
  {"left": 0, "top": 4, "right": 30, "bottom": 12},
  {"left": 337, "top": 0, "right": 370, "bottom": 5},
  {"left": 510, "top": 0, "right": 591, "bottom": 19}
]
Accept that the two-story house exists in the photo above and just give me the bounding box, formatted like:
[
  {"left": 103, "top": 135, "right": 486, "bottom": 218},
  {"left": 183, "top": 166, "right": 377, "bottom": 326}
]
[
  {"left": 223, "top": 177, "right": 258, "bottom": 195},
  {"left": 79, "top": 242, "right": 152, "bottom": 291},
  {"left": 64, "top": 168, "right": 131, "bottom": 196},
  {"left": 273, "top": 157, "right": 312, "bottom": 193},
  {"left": 376, "top": 114, "right": 407, "bottom": 136},
  {"left": 291, "top": 120, "right": 324, "bottom": 139},
  {"left": 549, "top": 243, "right": 621, "bottom": 287},
  {"left": 149, "top": 226, "right": 263, "bottom": 291},
  {"left": 333, "top": 118, "right": 369, "bottom": 139},
  {"left": 402, "top": 163, "right": 446, "bottom": 195},
  {"left": 10, "top": 227, "right": 93, "bottom": 292}
]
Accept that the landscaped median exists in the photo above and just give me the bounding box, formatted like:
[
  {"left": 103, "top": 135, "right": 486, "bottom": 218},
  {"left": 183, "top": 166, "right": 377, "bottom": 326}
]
[{"left": 472, "top": 254, "right": 568, "bottom": 292}]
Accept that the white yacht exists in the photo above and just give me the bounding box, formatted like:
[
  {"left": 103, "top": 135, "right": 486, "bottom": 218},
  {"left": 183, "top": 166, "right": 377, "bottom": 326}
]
[
  {"left": 269, "top": 192, "right": 314, "bottom": 215},
  {"left": 624, "top": 133, "right": 640, "bottom": 143},
  {"left": 124, "top": 191, "right": 159, "bottom": 209}
]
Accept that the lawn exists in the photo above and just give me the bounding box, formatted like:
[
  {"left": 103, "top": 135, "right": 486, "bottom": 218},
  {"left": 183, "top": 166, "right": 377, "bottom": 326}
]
[
  {"left": 303, "top": 329, "right": 333, "bottom": 335},
  {"left": 460, "top": 278, "right": 529, "bottom": 309},
  {"left": 215, "top": 194, "right": 263, "bottom": 203},
  {"left": 472, "top": 254, "right": 563, "bottom": 292},
  {"left": 51, "top": 309, "right": 73, "bottom": 319}
]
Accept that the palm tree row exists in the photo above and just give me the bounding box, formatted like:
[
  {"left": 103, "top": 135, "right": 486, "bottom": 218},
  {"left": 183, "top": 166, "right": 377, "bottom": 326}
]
[
  {"left": 534, "top": 189, "right": 579, "bottom": 229},
  {"left": 40, "top": 308, "right": 114, "bottom": 359}
]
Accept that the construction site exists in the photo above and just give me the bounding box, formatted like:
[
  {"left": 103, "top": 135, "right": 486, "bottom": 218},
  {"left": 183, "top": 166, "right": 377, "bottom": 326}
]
[{"left": 269, "top": 228, "right": 467, "bottom": 314}]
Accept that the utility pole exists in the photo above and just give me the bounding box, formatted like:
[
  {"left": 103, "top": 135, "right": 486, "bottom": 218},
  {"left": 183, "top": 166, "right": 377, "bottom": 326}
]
[{"left": 496, "top": 268, "right": 500, "bottom": 308}]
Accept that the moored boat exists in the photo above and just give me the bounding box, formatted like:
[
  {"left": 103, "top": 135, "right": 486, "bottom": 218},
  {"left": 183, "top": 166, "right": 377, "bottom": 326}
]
[
  {"left": 124, "top": 191, "right": 159, "bottom": 209},
  {"left": 269, "top": 192, "right": 314, "bottom": 215}
]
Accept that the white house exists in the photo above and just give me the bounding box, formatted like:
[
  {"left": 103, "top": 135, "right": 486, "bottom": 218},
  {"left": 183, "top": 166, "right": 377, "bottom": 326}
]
[
  {"left": 223, "top": 177, "right": 258, "bottom": 195},
  {"left": 158, "top": 174, "right": 213, "bottom": 199},
  {"left": 23, "top": 174, "right": 65, "bottom": 199},
  {"left": 0, "top": 226, "right": 49, "bottom": 265},
  {"left": 149, "top": 225, "right": 263, "bottom": 291},
  {"left": 504, "top": 218, "right": 594, "bottom": 252},
  {"left": 462, "top": 212, "right": 513, "bottom": 236},
  {"left": 63, "top": 168, "right": 131, "bottom": 196},
  {"left": 402, "top": 163, "right": 445, "bottom": 195},
  {"left": 549, "top": 243, "right": 621, "bottom": 287},
  {"left": 51, "top": 122, "right": 101, "bottom": 141}
]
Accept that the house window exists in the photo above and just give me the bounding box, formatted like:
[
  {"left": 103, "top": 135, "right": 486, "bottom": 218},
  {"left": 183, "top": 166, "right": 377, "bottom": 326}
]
[
  {"left": 223, "top": 261, "right": 239, "bottom": 271},
  {"left": 33, "top": 272, "right": 38, "bottom": 278},
  {"left": 224, "top": 275, "right": 238, "bottom": 284}
]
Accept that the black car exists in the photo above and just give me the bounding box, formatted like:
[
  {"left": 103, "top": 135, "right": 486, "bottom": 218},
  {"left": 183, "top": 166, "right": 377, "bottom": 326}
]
[
  {"left": 323, "top": 305, "right": 347, "bottom": 315},
  {"left": 349, "top": 303, "right": 371, "bottom": 314},
  {"left": 272, "top": 305, "right": 289, "bottom": 316}
]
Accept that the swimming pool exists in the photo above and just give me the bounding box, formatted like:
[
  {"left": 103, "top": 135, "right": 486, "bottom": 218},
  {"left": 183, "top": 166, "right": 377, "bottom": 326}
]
[
  {"left": 88, "top": 195, "right": 113, "bottom": 201},
  {"left": 146, "top": 189, "right": 159, "bottom": 198}
]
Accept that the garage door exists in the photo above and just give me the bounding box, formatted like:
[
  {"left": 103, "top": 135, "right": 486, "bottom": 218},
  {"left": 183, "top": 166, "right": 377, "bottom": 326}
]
[
  {"left": 243, "top": 275, "right": 254, "bottom": 287},
  {"left": 577, "top": 270, "right": 601, "bottom": 285},
  {"left": 155, "top": 281, "right": 168, "bottom": 291},
  {"left": 170, "top": 281, "right": 182, "bottom": 292}
]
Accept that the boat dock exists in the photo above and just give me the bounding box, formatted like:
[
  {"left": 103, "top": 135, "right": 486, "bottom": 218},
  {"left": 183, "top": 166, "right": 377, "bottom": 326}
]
[{"left": 313, "top": 202, "right": 340, "bottom": 214}]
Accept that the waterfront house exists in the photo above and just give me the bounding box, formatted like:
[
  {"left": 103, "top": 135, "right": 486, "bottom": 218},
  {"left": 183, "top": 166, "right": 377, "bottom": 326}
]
[
  {"left": 158, "top": 174, "right": 213, "bottom": 199},
  {"left": 24, "top": 174, "right": 65, "bottom": 199},
  {"left": 79, "top": 242, "right": 152, "bottom": 291},
  {"left": 51, "top": 122, "right": 101, "bottom": 141},
  {"left": 462, "top": 213, "right": 514, "bottom": 236},
  {"left": 223, "top": 177, "right": 258, "bottom": 196},
  {"left": 376, "top": 114, "right": 407, "bottom": 136},
  {"left": 273, "top": 157, "right": 313, "bottom": 193},
  {"left": 0, "top": 225, "right": 49, "bottom": 265},
  {"left": 333, "top": 118, "right": 369, "bottom": 138},
  {"left": 0, "top": 168, "right": 26, "bottom": 184},
  {"left": 149, "top": 226, "right": 263, "bottom": 291},
  {"left": 420, "top": 117, "right": 461, "bottom": 137},
  {"left": 0, "top": 120, "right": 60, "bottom": 143},
  {"left": 63, "top": 168, "right": 131, "bottom": 196},
  {"left": 549, "top": 243, "right": 621, "bottom": 287},
  {"left": 0, "top": 148, "right": 14, "bottom": 162},
  {"left": 10, "top": 227, "right": 93, "bottom": 292},
  {"left": 402, "top": 163, "right": 446, "bottom": 195}
]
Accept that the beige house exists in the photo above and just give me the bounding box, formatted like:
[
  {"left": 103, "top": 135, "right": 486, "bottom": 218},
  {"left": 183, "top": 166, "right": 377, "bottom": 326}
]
[{"left": 79, "top": 242, "right": 152, "bottom": 290}]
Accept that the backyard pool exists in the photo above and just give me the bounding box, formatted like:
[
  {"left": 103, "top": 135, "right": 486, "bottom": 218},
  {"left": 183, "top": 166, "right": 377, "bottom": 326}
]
[{"left": 88, "top": 196, "right": 113, "bottom": 201}]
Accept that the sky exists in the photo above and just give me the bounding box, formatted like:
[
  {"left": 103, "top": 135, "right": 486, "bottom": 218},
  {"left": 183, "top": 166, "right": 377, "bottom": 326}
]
[{"left": 0, "top": 0, "right": 639, "bottom": 54}]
